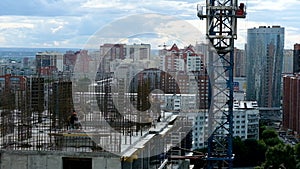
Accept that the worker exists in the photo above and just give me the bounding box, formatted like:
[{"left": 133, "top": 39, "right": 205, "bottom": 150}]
[
  {"left": 69, "top": 111, "right": 79, "bottom": 129},
  {"left": 157, "top": 115, "right": 161, "bottom": 122}
]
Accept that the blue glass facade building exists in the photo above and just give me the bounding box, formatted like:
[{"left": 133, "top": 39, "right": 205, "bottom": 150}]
[{"left": 246, "top": 26, "right": 284, "bottom": 108}]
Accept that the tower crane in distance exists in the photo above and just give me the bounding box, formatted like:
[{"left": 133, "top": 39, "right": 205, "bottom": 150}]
[{"left": 197, "top": 0, "right": 246, "bottom": 169}]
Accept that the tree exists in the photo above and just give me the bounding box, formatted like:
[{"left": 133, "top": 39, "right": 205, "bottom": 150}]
[
  {"left": 264, "top": 137, "right": 283, "bottom": 147},
  {"left": 244, "top": 139, "right": 267, "bottom": 166},
  {"left": 295, "top": 143, "right": 300, "bottom": 168},
  {"left": 261, "top": 128, "right": 278, "bottom": 140},
  {"left": 259, "top": 124, "right": 267, "bottom": 139},
  {"left": 233, "top": 137, "right": 247, "bottom": 167},
  {"left": 264, "top": 144, "right": 296, "bottom": 169},
  {"left": 261, "top": 128, "right": 283, "bottom": 147},
  {"left": 233, "top": 138, "right": 267, "bottom": 167}
]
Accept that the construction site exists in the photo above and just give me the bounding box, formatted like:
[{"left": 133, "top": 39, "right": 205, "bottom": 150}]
[
  {"left": 0, "top": 0, "right": 246, "bottom": 169},
  {"left": 0, "top": 69, "right": 197, "bottom": 169},
  {"left": 0, "top": 42, "right": 201, "bottom": 169}
]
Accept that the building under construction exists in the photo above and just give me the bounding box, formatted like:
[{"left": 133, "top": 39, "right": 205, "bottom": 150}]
[
  {"left": 0, "top": 31, "right": 215, "bottom": 169},
  {"left": 0, "top": 68, "right": 195, "bottom": 169}
]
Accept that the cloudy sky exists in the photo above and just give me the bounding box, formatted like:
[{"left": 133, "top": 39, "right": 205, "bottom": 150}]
[{"left": 0, "top": 0, "right": 299, "bottom": 49}]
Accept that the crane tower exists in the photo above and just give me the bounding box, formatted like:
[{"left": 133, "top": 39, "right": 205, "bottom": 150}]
[{"left": 197, "top": 0, "right": 246, "bottom": 168}]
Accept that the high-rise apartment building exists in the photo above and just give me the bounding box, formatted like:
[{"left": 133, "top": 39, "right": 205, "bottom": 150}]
[
  {"left": 293, "top": 43, "right": 300, "bottom": 73},
  {"left": 246, "top": 26, "right": 284, "bottom": 110},
  {"left": 187, "top": 55, "right": 203, "bottom": 72},
  {"left": 98, "top": 43, "right": 151, "bottom": 76},
  {"left": 160, "top": 44, "right": 180, "bottom": 72},
  {"left": 100, "top": 43, "right": 126, "bottom": 60},
  {"left": 63, "top": 50, "right": 78, "bottom": 72},
  {"left": 125, "top": 43, "right": 150, "bottom": 60},
  {"left": 234, "top": 48, "right": 246, "bottom": 77},
  {"left": 283, "top": 75, "right": 300, "bottom": 134},
  {"left": 99, "top": 44, "right": 126, "bottom": 74},
  {"left": 35, "top": 52, "right": 63, "bottom": 75},
  {"left": 74, "top": 50, "right": 90, "bottom": 76},
  {"left": 192, "top": 101, "right": 260, "bottom": 149},
  {"left": 283, "top": 49, "right": 294, "bottom": 74}
]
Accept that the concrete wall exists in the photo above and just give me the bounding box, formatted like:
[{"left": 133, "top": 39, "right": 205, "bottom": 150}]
[
  {"left": 1, "top": 153, "right": 61, "bottom": 169},
  {"left": 0, "top": 151, "right": 121, "bottom": 169},
  {"left": 93, "top": 157, "right": 120, "bottom": 169}
]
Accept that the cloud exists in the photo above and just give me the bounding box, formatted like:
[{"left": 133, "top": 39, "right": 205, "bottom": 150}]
[
  {"left": 48, "top": 19, "right": 68, "bottom": 33},
  {"left": 0, "top": 23, "right": 34, "bottom": 30},
  {"left": 0, "top": 15, "right": 84, "bottom": 47},
  {"left": 0, "top": 1, "right": 202, "bottom": 47},
  {"left": 51, "top": 25, "right": 64, "bottom": 33},
  {"left": 0, "top": 0, "right": 298, "bottom": 48},
  {"left": 0, "top": 0, "right": 85, "bottom": 16},
  {"left": 0, "top": 16, "right": 35, "bottom": 29},
  {"left": 81, "top": 0, "right": 136, "bottom": 10},
  {"left": 247, "top": 0, "right": 300, "bottom": 11},
  {"left": 83, "top": 13, "right": 205, "bottom": 50}
]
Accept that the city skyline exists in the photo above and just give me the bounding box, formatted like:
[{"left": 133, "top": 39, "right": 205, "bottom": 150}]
[{"left": 0, "top": 0, "right": 299, "bottom": 49}]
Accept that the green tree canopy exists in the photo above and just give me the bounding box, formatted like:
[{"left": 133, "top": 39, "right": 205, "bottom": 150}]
[
  {"left": 264, "top": 144, "right": 296, "bottom": 169},
  {"left": 261, "top": 128, "right": 278, "bottom": 140},
  {"left": 233, "top": 138, "right": 267, "bottom": 167},
  {"left": 261, "top": 128, "right": 283, "bottom": 147},
  {"left": 244, "top": 139, "right": 267, "bottom": 166},
  {"left": 233, "top": 137, "right": 247, "bottom": 167},
  {"left": 295, "top": 143, "right": 300, "bottom": 168}
]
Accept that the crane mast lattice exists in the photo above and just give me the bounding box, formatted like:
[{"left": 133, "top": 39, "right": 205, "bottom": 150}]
[{"left": 197, "top": 0, "right": 245, "bottom": 168}]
